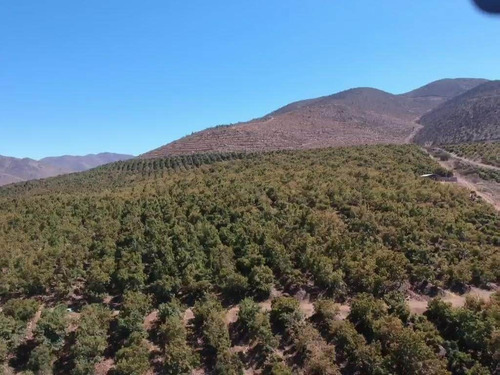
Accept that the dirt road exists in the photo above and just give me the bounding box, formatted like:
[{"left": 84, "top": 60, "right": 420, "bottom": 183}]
[
  {"left": 404, "top": 123, "right": 423, "bottom": 143},
  {"left": 425, "top": 149, "right": 500, "bottom": 211},
  {"left": 435, "top": 148, "right": 500, "bottom": 172}
]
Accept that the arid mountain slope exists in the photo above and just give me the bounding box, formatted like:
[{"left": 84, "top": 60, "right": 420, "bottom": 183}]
[
  {"left": 142, "top": 78, "right": 488, "bottom": 158},
  {"left": 0, "top": 153, "right": 134, "bottom": 186},
  {"left": 0, "top": 156, "right": 68, "bottom": 186},
  {"left": 414, "top": 80, "right": 500, "bottom": 145},
  {"left": 40, "top": 152, "right": 133, "bottom": 172},
  {"left": 402, "top": 78, "right": 488, "bottom": 99}
]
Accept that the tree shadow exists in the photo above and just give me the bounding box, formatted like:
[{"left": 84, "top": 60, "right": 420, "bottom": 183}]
[
  {"left": 9, "top": 339, "right": 37, "bottom": 372},
  {"left": 53, "top": 331, "right": 77, "bottom": 375}
]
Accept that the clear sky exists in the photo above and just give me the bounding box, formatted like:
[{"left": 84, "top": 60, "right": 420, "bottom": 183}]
[{"left": 1, "top": 0, "right": 499, "bottom": 159}]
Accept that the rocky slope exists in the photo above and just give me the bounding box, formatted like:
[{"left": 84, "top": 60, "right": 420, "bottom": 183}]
[{"left": 414, "top": 80, "right": 500, "bottom": 145}]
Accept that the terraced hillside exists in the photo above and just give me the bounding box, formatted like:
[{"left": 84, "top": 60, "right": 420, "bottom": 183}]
[
  {"left": 1, "top": 145, "right": 499, "bottom": 374},
  {"left": 415, "top": 81, "right": 500, "bottom": 145},
  {"left": 141, "top": 78, "right": 487, "bottom": 158}
]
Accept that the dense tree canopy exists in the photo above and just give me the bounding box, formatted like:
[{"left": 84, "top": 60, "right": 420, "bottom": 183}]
[{"left": 0, "top": 145, "right": 498, "bottom": 374}]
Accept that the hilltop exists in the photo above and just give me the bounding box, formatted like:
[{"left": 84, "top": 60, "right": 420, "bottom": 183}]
[
  {"left": 141, "top": 78, "right": 488, "bottom": 158},
  {"left": 414, "top": 80, "right": 500, "bottom": 145}
]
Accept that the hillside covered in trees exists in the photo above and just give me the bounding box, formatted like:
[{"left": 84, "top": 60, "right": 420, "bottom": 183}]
[
  {"left": 1, "top": 145, "right": 499, "bottom": 375},
  {"left": 443, "top": 142, "right": 500, "bottom": 168}
]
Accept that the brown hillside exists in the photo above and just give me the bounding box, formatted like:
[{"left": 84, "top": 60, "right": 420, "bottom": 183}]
[
  {"left": 0, "top": 156, "right": 68, "bottom": 186},
  {"left": 40, "top": 152, "right": 134, "bottom": 172},
  {"left": 141, "top": 78, "right": 489, "bottom": 158},
  {"left": 0, "top": 153, "right": 134, "bottom": 186},
  {"left": 414, "top": 80, "right": 500, "bottom": 145}
]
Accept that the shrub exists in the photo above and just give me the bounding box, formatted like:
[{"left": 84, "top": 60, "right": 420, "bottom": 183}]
[
  {"left": 349, "top": 294, "right": 387, "bottom": 340},
  {"left": 115, "top": 333, "right": 150, "bottom": 375},
  {"left": 28, "top": 343, "right": 54, "bottom": 374},
  {"left": 2, "top": 298, "right": 40, "bottom": 322},
  {"left": 220, "top": 270, "right": 249, "bottom": 299},
  {"left": 203, "top": 311, "right": 231, "bottom": 354},
  {"left": 35, "top": 305, "right": 67, "bottom": 350},
  {"left": 118, "top": 291, "right": 152, "bottom": 335},
  {"left": 71, "top": 304, "right": 111, "bottom": 374},
  {"left": 271, "top": 297, "right": 302, "bottom": 332},
  {"left": 249, "top": 265, "right": 275, "bottom": 299},
  {"left": 313, "top": 299, "right": 339, "bottom": 324},
  {"left": 238, "top": 298, "right": 277, "bottom": 350},
  {"left": 214, "top": 350, "right": 244, "bottom": 375}
]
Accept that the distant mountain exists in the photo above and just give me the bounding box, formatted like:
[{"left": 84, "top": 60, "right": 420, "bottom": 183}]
[
  {"left": 40, "top": 152, "right": 134, "bottom": 172},
  {"left": 402, "top": 78, "right": 489, "bottom": 99},
  {"left": 414, "top": 80, "right": 500, "bottom": 145},
  {"left": 0, "top": 153, "right": 134, "bottom": 186},
  {"left": 0, "top": 156, "right": 68, "bottom": 186},
  {"left": 141, "top": 78, "right": 489, "bottom": 158}
]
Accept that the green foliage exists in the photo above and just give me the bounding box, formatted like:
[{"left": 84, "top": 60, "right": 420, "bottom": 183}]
[
  {"left": 0, "top": 145, "right": 499, "bottom": 373},
  {"left": 158, "top": 300, "right": 199, "bottom": 375},
  {"left": 271, "top": 297, "right": 302, "bottom": 332},
  {"left": 1, "top": 145, "right": 498, "bottom": 299},
  {"left": 313, "top": 299, "right": 340, "bottom": 324},
  {"left": 349, "top": 294, "right": 387, "bottom": 340},
  {"left": 426, "top": 295, "right": 500, "bottom": 373},
  {"left": 268, "top": 360, "right": 293, "bottom": 375},
  {"left": 71, "top": 304, "right": 111, "bottom": 375},
  {"left": 214, "top": 350, "right": 244, "bottom": 375},
  {"left": 2, "top": 298, "right": 39, "bottom": 322},
  {"left": 118, "top": 290, "right": 152, "bottom": 335},
  {"left": 161, "top": 315, "right": 199, "bottom": 374},
  {"left": 289, "top": 320, "right": 340, "bottom": 375},
  {"left": 193, "top": 294, "right": 224, "bottom": 324},
  {"left": 0, "top": 312, "right": 19, "bottom": 363},
  {"left": 35, "top": 305, "right": 67, "bottom": 350},
  {"left": 248, "top": 265, "right": 275, "bottom": 299},
  {"left": 378, "top": 321, "right": 449, "bottom": 375},
  {"left": 444, "top": 142, "right": 500, "bottom": 168},
  {"left": 384, "top": 291, "right": 410, "bottom": 322},
  {"left": 115, "top": 332, "right": 150, "bottom": 375},
  {"left": 28, "top": 342, "right": 54, "bottom": 375},
  {"left": 238, "top": 298, "right": 277, "bottom": 350},
  {"left": 219, "top": 269, "right": 249, "bottom": 299},
  {"left": 158, "top": 298, "right": 184, "bottom": 322},
  {"left": 193, "top": 294, "right": 231, "bottom": 356},
  {"left": 203, "top": 310, "right": 231, "bottom": 354}
]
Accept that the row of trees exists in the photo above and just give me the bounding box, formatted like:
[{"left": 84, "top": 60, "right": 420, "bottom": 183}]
[{"left": 1, "top": 144, "right": 499, "bottom": 373}]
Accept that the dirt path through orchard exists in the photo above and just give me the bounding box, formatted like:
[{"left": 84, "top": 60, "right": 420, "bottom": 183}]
[{"left": 425, "top": 149, "right": 500, "bottom": 211}]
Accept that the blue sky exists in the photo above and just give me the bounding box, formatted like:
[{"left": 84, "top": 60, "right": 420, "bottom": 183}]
[{"left": 1, "top": 0, "right": 499, "bottom": 159}]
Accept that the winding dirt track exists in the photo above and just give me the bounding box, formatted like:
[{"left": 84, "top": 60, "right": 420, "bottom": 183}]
[
  {"left": 425, "top": 149, "right": 500, "bottom": 211},
  {"left": 441, "top": 150, "right": 500, "bottom": 172}
]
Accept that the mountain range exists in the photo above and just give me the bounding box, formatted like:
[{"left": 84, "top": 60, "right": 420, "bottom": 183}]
[
  {"left": 141, "top": 78, "right": 492, "bottom": 158},
  {"left": 0, "top": 153, "right": 134, "bottom": 186},
  {"left": 2, "top": 77, "right": 498, "bottom": 185}
]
